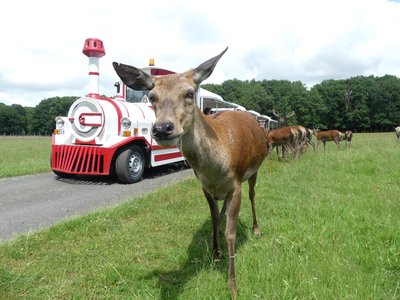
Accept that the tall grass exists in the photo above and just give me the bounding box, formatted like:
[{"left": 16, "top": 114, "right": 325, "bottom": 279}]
[
  {"left": 0, "top": 133, "right": 399, "bottom": 299},
  {"left": 0, "top": 136, "right": 51, "bottom": 178}
]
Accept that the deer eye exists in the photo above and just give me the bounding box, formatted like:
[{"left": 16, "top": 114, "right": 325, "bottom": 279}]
[
  {"left": 148, "top": 93, "right": 157, "bottom": 104},
  {"left": 186, "top": 89, "right": 195, "bottom": 99}
]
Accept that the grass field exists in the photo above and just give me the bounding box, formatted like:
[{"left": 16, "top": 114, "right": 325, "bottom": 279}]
[
  {"left": 0, "top": 133, "right": 399, "bottom": 299},
  {"left": 0, "top": 136, "right": 52, "bottom": 178}
]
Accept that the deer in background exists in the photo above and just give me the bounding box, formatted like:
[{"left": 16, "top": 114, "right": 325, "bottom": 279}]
[
  {"left": 113, "top": 48, "right": 267, "bottom": 298},
  {"left": 395, "top": 126, "right": 400, "bottom": 141},
  {"left": 304, "top": 127, "right": 316, "bottom": 152},
  {"left": 272, "top": 108, "right": 295, "bottom": 127},
  {"left": 314, "top": 129, "right": 345, "bottom": 151},
  {"left": 265, "top": 126, "right": 301, "bottom": 159},
  {"left": 344, "top": 130, "right": 353, "bottom": 148},
  {"left": 271, "top": 109, "right": 296, "bottom": 157}
]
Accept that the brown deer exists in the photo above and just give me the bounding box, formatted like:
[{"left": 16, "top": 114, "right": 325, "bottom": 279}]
[
  {"left": 314, "top": 129, "right": 345, "bottom": 151},
  {"left": 113, "top": 48, "right": 267, "bottom": 298},
  {"left": 271, "top": 109, "right": 296, "bottom": 157},
  {"left": 265, "top": 126, "right": 307, "bottom": 159},
  {"left": 265, "top": 126, "right": 302, "bottom": 159}
]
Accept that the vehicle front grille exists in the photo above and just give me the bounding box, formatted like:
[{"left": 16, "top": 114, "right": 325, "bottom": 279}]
[{"left": 51, "top": 145, "right": 111, "bottom": 175}]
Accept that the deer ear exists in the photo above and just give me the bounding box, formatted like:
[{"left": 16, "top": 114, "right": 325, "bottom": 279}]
[
  {"left": 192, "top": 47, "right": 228, "bottom": 85},
  {"left": 113, "top": 62, "right": 155, "bottom": 90}
]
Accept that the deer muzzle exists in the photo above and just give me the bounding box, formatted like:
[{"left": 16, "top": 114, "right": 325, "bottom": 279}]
[{"left": 151, "top": 121, "right": 180, "bottom": 146}]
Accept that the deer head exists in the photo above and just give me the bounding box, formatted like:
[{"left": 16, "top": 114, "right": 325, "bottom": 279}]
[
  {"left": 113, "top": 48, "right": 228, "bottom": 147},
  {"left": 272, "top": 108, "right": 295, "bottom": 127}
]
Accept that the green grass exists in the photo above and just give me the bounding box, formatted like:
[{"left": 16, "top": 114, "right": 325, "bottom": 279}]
[
  {"left": 0, "top": 133, "right": 399, "bottom": 299},
  {"left": 0, "top": 136, "right": 52, "bottom": 178}
]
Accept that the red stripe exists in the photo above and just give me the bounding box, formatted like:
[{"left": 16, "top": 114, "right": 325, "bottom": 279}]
[
  {"left": 151, "top": 145, "right": 180, "bottom": 151},
  {"left": 154, "top": 152, "right": 183, "bottom": 162},
  {"left": 87, "top": 93, "right": 100, "bottom": 99},
  {"left": 89, "top": 71, "right": 100, "bottom": 75},
  {"left": 99, "top": 98, "right": 122, "bottom": 133}
]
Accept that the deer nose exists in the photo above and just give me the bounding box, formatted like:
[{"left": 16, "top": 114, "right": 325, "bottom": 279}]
[{"left": 151, "top": 122, "right": 175, "bottom": 139}]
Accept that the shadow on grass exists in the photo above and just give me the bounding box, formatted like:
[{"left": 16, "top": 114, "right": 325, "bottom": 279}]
[{"left": 143, "top": 218, "right": 249, "bottom": 299}]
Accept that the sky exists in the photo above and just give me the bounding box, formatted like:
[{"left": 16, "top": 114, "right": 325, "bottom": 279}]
[{"left": 1, "top": 0, "right": 400, "bottom": 107}]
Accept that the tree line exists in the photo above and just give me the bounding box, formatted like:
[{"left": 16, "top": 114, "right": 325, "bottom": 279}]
[
  {"left": 1, "top": 75, "right": 400, "bottom": 135},
  {"left": 0, "top": 97, "right": 78, "bottom": 135},
  {"left": 203, "top": 74, "right": 400, "bottom": 132}
]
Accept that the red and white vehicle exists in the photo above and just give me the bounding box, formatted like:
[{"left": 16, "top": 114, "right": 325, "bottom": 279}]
[{"left": 51, "top": 38, "right": 246, "bottom": 183}]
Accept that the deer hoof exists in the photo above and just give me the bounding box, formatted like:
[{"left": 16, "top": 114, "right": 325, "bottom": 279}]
[
  {"left": 229, "top": 280, "right": 238, "bottom": 299},
  {"left": 253, "top": 226, "right": 261, "bottom": 236},
  {"left": 213, "top": 249, "right": 222, "bottom": 262}
]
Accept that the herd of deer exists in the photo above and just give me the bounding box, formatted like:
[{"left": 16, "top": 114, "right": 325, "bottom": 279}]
[
  {"left": 265, "top": 109, "right": 353, "bottom": 160},
  {"left": 113, "top": 48, "right": 361, "bottom": 298}
]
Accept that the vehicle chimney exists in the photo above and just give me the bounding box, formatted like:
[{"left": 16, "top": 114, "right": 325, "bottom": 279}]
[{"left": 82, "top": 38, "right": 106, "bottom": 98}]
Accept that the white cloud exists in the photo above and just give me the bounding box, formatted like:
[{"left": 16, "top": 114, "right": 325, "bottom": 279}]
[{"left": 1, "top": 0, "right": 400, "bottom": 106}]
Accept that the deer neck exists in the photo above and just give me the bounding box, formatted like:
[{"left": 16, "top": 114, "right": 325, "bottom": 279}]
[{"left": 180, "top": 106, "right": 219, "bottom": 169}]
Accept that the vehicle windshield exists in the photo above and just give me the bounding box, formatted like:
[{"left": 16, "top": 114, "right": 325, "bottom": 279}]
[{"left": 126, "top": 88, "right": 149, "bottom": 103}]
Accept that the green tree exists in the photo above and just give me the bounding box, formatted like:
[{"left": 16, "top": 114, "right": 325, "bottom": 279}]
[
  {"left": 0, "top": 103, "right": 27, "bottom": 135},
  {"left": 30, "top": 96, "right": 78, "bottom": 135}
]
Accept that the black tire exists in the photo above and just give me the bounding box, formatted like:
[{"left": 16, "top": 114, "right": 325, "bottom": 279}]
[{"left": 115, "top": 145, "right": 145, "bottom": 184}]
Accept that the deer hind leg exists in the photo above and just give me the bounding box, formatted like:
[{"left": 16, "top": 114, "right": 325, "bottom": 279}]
[
  {"left": 248, "top": 172, "right": 261, "bottom": 236},
  {"left": 225, "top": 185, "right": 242, "bottom": 298},
  {"left": 335, "top": 139, "right": 341, "bottom": 149},
  {"left": 203, "top": 187, "right": 222, "bottom": 260}
]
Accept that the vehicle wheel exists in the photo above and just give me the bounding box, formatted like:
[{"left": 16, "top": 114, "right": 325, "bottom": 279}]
[{"left": 115, "top": 145, "right": 145, "bottom": 184}]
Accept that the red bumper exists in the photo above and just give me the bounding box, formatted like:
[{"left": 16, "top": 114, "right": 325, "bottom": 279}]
[{"left": 51, "top": 144, "right": 116, "bottom": 175}]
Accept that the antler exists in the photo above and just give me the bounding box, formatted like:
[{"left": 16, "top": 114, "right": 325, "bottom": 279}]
[{"left": 286, "top": 111, "right": 296, "bottom": 118}]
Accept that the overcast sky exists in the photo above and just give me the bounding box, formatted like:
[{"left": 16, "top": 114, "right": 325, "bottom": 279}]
[{"left": 1, "top": 0, "right": 400, "bottom": 107}]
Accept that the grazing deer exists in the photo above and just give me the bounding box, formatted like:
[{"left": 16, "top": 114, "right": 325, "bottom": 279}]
[
  {"left": 344, "top": 130, "right": 353, "bottom": 148},
  {"left": 314, "top": 129, "right": 345, "bottom": 151},
  {"left": 265, "top": 126, "right": 301, "bottom": 159},
  {"left": 113, "top": 48, "right": 267, "bottom": 298},
  {"left": 395, "top": 126, "right": 400, "bottom": 141}
]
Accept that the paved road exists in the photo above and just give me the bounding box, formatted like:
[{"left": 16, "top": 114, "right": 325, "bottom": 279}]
[{"left": 0, "top": 166, "right": 194, "bottom": 243}]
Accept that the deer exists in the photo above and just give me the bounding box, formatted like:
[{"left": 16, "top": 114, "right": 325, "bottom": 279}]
[
  {"left": 344, "top": 130, "right": 353, "bottom": 148},
  {"left": 113, "top": 48, "right": 267, "bottom": 298},
  {"left": 272, "top": 108, "right": 295, "bottom": 127},
  {"left": 265, "top": 126, "right": 299, "bottom": 159},
  {"left": 395, "top": 126, "right": 400, "bottom": 141},
  {"left": 314, "top": 129, "right": 345, "bottom": 151},
  {"left": 271, "top": 109, "right": 296, "bottom": 157},
  {"left": 303, "top": 127, "right": 316, "bottom": 153}
]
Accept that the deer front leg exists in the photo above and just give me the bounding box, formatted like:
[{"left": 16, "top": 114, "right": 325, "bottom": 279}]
[
  {"left": 203, "top": 187, "right": 221, "bottom": 260},
  {"left": 225, "top": 184, "right": 242, "bottom": 298}
]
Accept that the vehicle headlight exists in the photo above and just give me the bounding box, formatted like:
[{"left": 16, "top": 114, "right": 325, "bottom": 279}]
[
  {"left": 121, "top": 117, "right": 132, "bottom": 130},
  {"left": 56, "top": 117, "right": 65, "bottom": 129}
]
